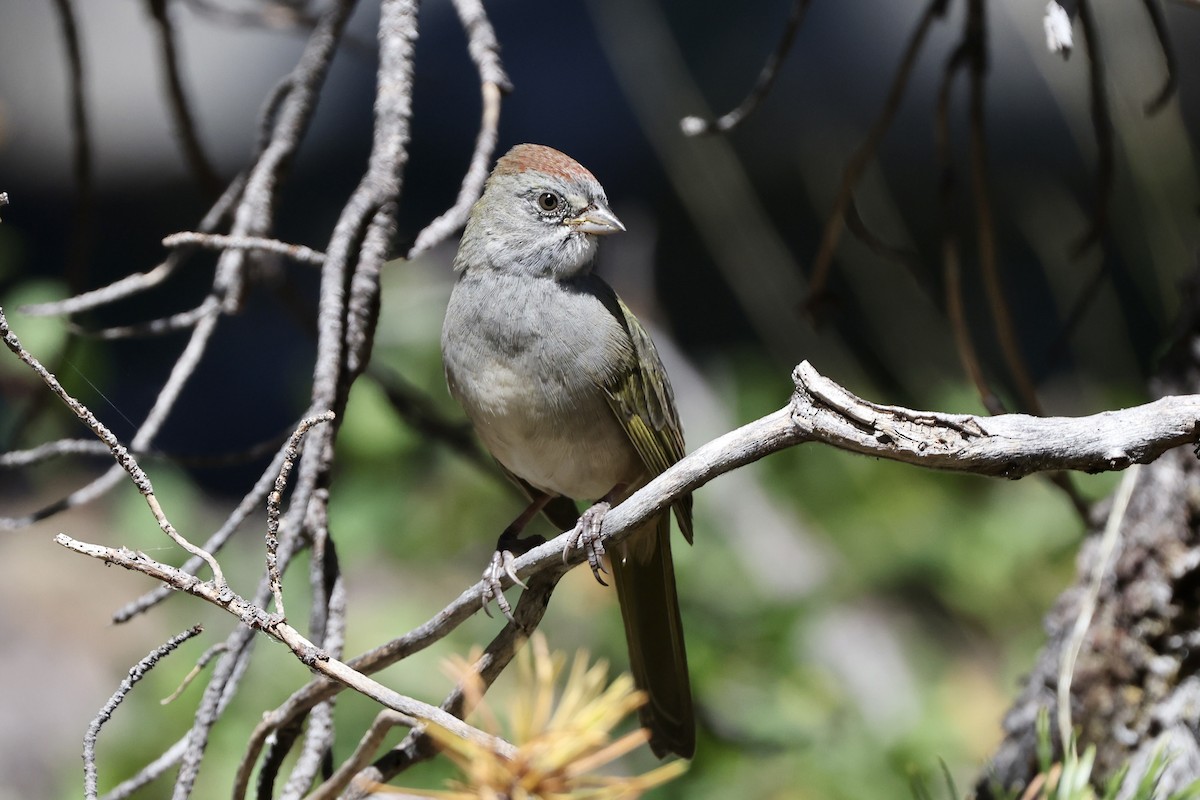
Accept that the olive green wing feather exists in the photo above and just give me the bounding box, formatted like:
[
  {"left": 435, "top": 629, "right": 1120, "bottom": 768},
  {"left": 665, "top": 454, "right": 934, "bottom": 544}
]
[
  {"left": 598, "top": 294, "right": 693, "bottom": 544},
  {"left": 595, "top": 291, "right": 697, "bottom": 757}
]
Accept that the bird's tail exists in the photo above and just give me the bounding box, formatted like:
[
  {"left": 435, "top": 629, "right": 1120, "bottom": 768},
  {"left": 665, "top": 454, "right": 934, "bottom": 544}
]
[{"left": 610, "top": 514, "right": 695, "bottom": 759}]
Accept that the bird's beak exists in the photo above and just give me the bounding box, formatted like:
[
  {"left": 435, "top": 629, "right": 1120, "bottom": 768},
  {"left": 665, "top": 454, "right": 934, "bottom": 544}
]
[{"left": 569, "top": 203, "right": 625, "bottom": 236}]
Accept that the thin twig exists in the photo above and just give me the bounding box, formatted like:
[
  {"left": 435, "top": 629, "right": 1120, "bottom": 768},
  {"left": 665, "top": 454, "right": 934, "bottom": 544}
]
[
  {"left": 1139, "top": 0, "right": 1177, "bottom": 115},
  {"left": 71, "top": 297, "right": 218, "bottom": 340},
  {"left": 163, "top": 231, "right": 326, "bottom": 265},
  {"left": 0, "top": 307, "right": 228, "bottom": 586},
  {"left": 964, "top": 0, "right": 1042, "bottom": 416},
  {"left": 99, "top": 737, "right": 188, "bottom": 800},
  {"left": 257, "top": 718, "right": 305, "bottom": 800},
  {"left": 84, "top": 626, "right": 204, "bottom": 800},
  {"left": 303, "top": 710, "right": 409, "bottom": 800},
  {"left": 0, "top": 433, "right": 287, "bottom": 469},
  {"left": 325, "top": 570, "right": 561, "bottom": 799},
  {"left": 19, "top": 175, "right": 246, "bottom": 319},
  {"left": 18, "top": 260, "right": 183, "bottom": 317},
  {"left": 806, "top": 0, "right": 950, "bottom": 309},
  {"left": 0, "top": 438, "right": 111, "bottom": 466},
  {"left": 968, "top": 0, "right": 1088, "bottom": 516},
  {"left": 112, "top": 436, "right": 293, "bottom": 624},
  {"left": 936, "top": 40, "right": 1002, "bottom": 413},
  {"left": 1071, "top": 0, "right": 1114, "bottom": 257},
  {"left": 407, "top": 0, "right": 509, "bottom": 258},
  {"left": 1056, "top": 465, "right": 1140, "bottom": 748},
  {"left": 407, "top": 84, "right": 500, "bottom": 259},
  {"left": 344, "top": 203, "right": 395, "bottom": 381},
  {"left": 49, "top": 0, "right": 94, "bottom": 293},
  {"left": 179, "top": 2, "right": 408, "bottom": 793},
  {"left": 213, "top": 0, "right": 352, "bottom": 314},
  {"left": 278, "top": 493, "right": 345, "bottom": 798},
  {"left": 679, "top": 0, "right": 811, "bottom": 136},
  {"left": 176, "top": 616, "right": 260, "bottom": 798},
  {"left": 266, "top": 411, "right": 336, "bottom": 619},
  {"left": 326, "top": 0, "right": 418, "bottom": 391},
  {"left": 54, "top": 532, "right": 518, "bottom": 760},
  {"left": 161, "top": 642, "right": 228, "bottom": 705},
  {"left": 145, "top": 0, "right": 224, "bottom": 196},
  {"left": 242, "top": 360, "right": 1200, "bottom": 791}
]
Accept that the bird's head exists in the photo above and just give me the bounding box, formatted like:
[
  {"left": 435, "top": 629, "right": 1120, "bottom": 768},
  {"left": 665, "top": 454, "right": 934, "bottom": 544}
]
[{"left": 456, "top": 143, "right": 625, "bottom": 280}]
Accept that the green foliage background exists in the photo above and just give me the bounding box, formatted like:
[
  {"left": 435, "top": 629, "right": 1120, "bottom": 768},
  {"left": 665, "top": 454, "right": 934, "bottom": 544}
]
[{"left": 0, "top": 257, "right": 1124, "bottom": 799}]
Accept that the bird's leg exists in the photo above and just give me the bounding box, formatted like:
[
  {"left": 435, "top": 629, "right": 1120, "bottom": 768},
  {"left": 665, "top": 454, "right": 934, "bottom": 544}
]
[
  {"left": 482, "top": 493, "right": 551, "bottom": 621},
  {"left": 563, "top": 484, "right": 626, "bottom": 587}
]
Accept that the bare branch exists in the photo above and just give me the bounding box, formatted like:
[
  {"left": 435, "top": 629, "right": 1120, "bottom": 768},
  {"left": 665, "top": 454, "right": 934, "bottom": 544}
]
[
  {"left": 679, "top": 0, "right": 811, "bottom": 136},
  {"left": 304, "top": 710, "right": 408, "bottom": 800},
  {"left": 325, "top": 569, "right": 563, "bottom": 799},
  {"left": 160, "top": 642, "right": 228, "bottom": 705},
  {"left": 327, "top": 0, "right": 418, "bottom": 388},
  {"left": 806, "top": 0, "right": 950, "bottom": 309},
  {"left": 0, "top": 438, "right": 110, "bottom": 466},
  {"left": 964, "top": 0, "right": 1040, "bottom": 415},
  {"left": 1056, "top": 465, "right": 1140, "bottom": 748},
  {"left": 1139, "top": 0, "right": 1177, "bottom": 115},
  {"left": 407, "top": 83, "right": 501, "bottom": 259},
  {"left": 145, "top": 0, "right": 223, "bottom": 196},
  {"left": 214, "top": 0, "right": 352, "bottom": 314},
  {"left": 936, "top": 37, "right": 1004, "bottom": 414},
  {"left": 277, "top": 495, "right": 345, "bottom": 797},
  {"left": 789, "top": 362, "right": 1197, "bottom": 475},
  {"left": 99, "top": 737, "right": 187, "bottom": 800},
  {"left": 72, "top": 297, "right": 218, "bottom": 340},
  {"left": 407, "top": 0, "right": 508, "bottom": 259},
  {"left": 1071, "top": 0, "right": 1114, "bottom": 257},
  {"left": 84, "top": 626, "right": 204, "bottom": 800},
  {"left": 257, "top": 717, "right": 304, "bottom": 800},
  {"left": 112, "top": 435, "right": 292, "bottom": 624},
  {"left": 162, "top": 231, "right": 326, "bottom": 265},
  {"left": 52, "top": 533, "right": 517, "bottom": 761},
  {"left": 236, "top": 359, "right": 1200, "bottom": 792},
  {"left": 0, "top": 307, "right": 228, "bottom": 585},
  {"left": 19, "top": 175, "right": 246, "bottom": 319},
  {"left": 49, "top": 0, "right": 94, "bottom": 290},
  {"left": 266, "top": 411, "right": 336, "bottom": 619}
]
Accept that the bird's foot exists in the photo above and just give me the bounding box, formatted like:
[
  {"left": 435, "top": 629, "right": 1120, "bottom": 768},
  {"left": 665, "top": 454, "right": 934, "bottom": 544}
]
[
  {"left": 481, "top": 533, "right": 545, "bottom": 622},
  {"left": 564, "top": 501, "right": 611, "bottom": 586}
]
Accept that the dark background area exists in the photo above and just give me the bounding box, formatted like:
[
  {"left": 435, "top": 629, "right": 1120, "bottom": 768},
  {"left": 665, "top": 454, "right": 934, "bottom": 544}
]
[{"left": 1, "top": 1, "right": 1199, "bottom": 797}]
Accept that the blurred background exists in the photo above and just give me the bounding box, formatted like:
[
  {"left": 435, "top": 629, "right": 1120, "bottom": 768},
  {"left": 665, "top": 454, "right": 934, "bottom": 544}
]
[{"left": 1, "top": 0, "right": 1198, "bottom": 797}]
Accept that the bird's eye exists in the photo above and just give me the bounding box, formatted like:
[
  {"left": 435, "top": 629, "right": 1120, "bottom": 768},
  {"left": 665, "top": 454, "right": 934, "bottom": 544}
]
[{"left": 537, "top": 192, "right": 561, "bottom": 212}]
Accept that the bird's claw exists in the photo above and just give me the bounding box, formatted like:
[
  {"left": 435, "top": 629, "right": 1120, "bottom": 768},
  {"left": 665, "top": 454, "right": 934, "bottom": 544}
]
[
  {"left": 564, "top": 501, "right": 611, "bottom": 586},
  {"left": 481, "top": 550, "right": 523, "bottom": 622}
]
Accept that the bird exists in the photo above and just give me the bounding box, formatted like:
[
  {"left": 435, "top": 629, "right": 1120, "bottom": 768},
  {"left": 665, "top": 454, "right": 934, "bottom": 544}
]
[{"left": 440, "top": 143, "right": 695, "bottom": 759}]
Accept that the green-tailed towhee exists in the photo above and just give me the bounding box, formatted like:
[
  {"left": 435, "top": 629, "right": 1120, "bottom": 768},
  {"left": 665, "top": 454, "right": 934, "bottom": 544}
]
[{"left": 440, "top": 143, "right": 695, "bottom": 759}]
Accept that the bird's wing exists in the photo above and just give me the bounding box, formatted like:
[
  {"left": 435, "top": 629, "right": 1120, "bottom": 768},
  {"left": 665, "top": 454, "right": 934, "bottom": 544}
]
[{"left": 599, "top": 293, "right": 694, "bottom": 544}]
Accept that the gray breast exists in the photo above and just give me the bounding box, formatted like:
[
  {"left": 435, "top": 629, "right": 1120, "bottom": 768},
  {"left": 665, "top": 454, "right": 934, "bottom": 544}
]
[{"left": 441, "top": 271, "right": 642, "bottom": 499}]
